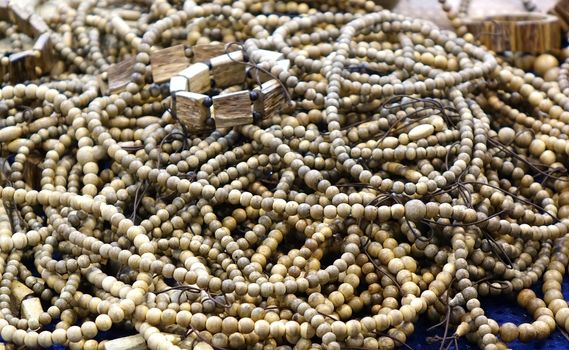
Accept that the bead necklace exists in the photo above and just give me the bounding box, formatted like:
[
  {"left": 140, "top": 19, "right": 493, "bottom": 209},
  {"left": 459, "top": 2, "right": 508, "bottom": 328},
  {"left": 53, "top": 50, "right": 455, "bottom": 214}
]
[{"left": 0, "top": 1, "right": 568, "bottom": 350}]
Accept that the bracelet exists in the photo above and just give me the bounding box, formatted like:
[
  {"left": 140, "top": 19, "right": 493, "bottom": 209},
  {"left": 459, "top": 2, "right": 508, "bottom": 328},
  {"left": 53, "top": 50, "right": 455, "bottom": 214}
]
[
  {"left": 168, "top": 47, "right": 290, "bottom": 132},
  {"left": 0, "top": 1, "right": 53, "bottom": 83},
  {"left": 464, "top": 13, "right": 561, "bottom": 53},
  {"left": 105, "top": 43, "right": 236, "bottom": 93},
  {"left": 106, "top": 43, "right": 291, "bottom": 132}
]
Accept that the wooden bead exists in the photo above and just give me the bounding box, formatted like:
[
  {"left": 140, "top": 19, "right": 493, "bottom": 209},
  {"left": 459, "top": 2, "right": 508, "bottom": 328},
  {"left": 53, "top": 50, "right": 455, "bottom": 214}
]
[
  {"left": 107, "top": 57, "right": 136, "bottom": 93},
  {"left": 104, "top": 335, "right": 147, "bottom": 350},
  {"left": 32, "top": 33, "right": 55, "bottom": 75},
  {"left": 151, "top": 45, "right": 190, "bottom": 83},
  {"left": 0, "top": 0, "right": 9, "bottom": 21},
  {"left": 178, "top": 63, "right": 210, "bottom": 93},
  {"left": 534, "top": 54, "right": 559, "bottom": 76},
  {"left": 192, "top": 43, "right": 235, "bottom": 62},
  {"left": 175, "top": 92, "right": 212, "bottom": 134},
  {"left": 9, "top": 50, "right": 36, "bottom": 83},
  {"left": 28, "top": 14, "right": 49, "bottom": 37},
  {"left": 169, "top": 75, "right": 188, "bottom": 94},
  {"left": 9, "top": 3, "right": 33, "bottom": 37},
  {"left": 11, "top": 280, "right": 33, "bottom": 303},
  {"left": 212, "top": 90, "right": 253, "bottom": 127},
  {"left": 21, "top": 297, "right": 43, "bottom": 322},
  {"left": 253, "top": 79, "right": 287, "bottom": 119},
  {"left": 465, "top": 14, "right": 561, "bottom": 53},
  {"left": 210, "top": 51, "right": 247, "bottom": 88}
]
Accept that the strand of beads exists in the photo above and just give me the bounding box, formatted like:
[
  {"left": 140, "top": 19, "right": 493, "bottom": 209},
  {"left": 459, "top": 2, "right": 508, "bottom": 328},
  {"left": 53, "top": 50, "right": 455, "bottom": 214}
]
[{"left": 1, "top": 1, "right": 569, "bottom": 350}]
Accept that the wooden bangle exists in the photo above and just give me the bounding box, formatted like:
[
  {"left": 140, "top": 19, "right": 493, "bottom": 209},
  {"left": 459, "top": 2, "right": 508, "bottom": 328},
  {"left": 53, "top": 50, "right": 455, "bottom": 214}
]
[
  {"left": 0, "top": 1, "right": 53, "bottom": 83},
  {"left": 464, "top": 13, "right": 561, "bottom": 53}
]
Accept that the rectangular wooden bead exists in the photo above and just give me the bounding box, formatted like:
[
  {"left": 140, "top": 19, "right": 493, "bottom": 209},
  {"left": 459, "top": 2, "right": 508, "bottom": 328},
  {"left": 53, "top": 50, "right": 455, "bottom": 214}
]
[
  {"left": 553, "top": 1, "right": 569, "bottom": 31},
  {"left": 23, "top": 151, "right": 42, "bottom": 190},
  {"left": 151, "top": 44, "right": 190, "bottom": 83},
  {"left": 212, "top": 90, "right": 252, "bottom": 128},
  {"left": 105, "top": 334, "right": 182, "bottom": 350},
  {"left": 192, "top": 43, "right": 233, "bottom": 62},
  {"left": 29, "top": 14, "right": 49, "bottom": 37},
  {"left": 97, "top": 74, "right": 109, "bottom": 95},
  {"left": 178, "top": 63, "right": 210, "bottom": 93},
  {"left": 0, "top": 61, "right": 7, "bottom": 82},
  {"left": 0, "top": 0, "right": 9, "bottom": 21},
  {"left": 33, "top": 33, "right": 55, "bottom": 75},
  {"left": 254, "top": 79, "right": 286, "bottom": 119},
  {"left": 105, "top": 335, "right": 148, "bottom": 350},
  {"left": 107, "top": 57, "right": 136, "bottom": 93},
  {"left": 21, "top": 297, "right": 43, "bottom": 321},
  {"left": 210, "top": 51, "right": 246, "bottom": 88},
  {"left": 9, "top": 3, "right": 33, "bottom": 37},
  {"left": 175, "top": 91, "right": 211, "bottom": 134},
  {"left": 9, "top": 50, "right": 36, "bottom": 83},
  {"left": 12, "top": 280, "right": 33, "bottom": 303},
  {"left": 170, "top": 75, "right": 188, "bottom": 94}
]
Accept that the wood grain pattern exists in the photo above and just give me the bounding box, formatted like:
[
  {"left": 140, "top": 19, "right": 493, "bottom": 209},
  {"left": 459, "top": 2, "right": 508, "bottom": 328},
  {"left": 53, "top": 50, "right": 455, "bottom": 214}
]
[
  {"left": 175, "top": 91, "right": 212, "bottom": 134},
  {"left": 551, "top": 0, "right": 569, "bottom": 31},
  {"left": 210, "top": 51, "right": 247, "bottom": 88},
  {"left": 21, "top": 297, "right": 43, "bottom": 321},
  {"left": 23, "top": 151, "right": 42, "bottom": 190},
  {"left": 33, "top": 33, "right": 55, "bottom": 75},
  {"left": 105, "top": 334, "right": 181, "bottom": 350},
  {"left": 9, "top": 3, "right": 33, "bottom": 37},
  {"left": 254, "top": 79, "right": 286, "bottom": 119},
  {"left": 0, "top": 60, "right": 7, "bottom": 82},
  {"left": 150, "top": 45, "right": 190, "bottom": 83},
  {"left": 11, "top": 280, "right": 33, "bottom": 303},
  {"left": 97, "top": 74, "right": 109, "bottom": 94},
  {"left": 464, "top": 14, "right": 560, "bottom": 53},
  {"left": 105, "top": 335, "right": 148, "bottom": 350},
  {"left": 212, "top": 90, "right": 252, "bottom": 128},
  {"left": 29, "top": 14, "right": 49, "bottom": 37},
  {"left": 192, "top": 43, "right": 236, "bottom": 62},
  {"left": 0, "top": 0, "right": 9, "bottom": 21},
  {"left": 178, "top": 63, "right": 210, "bottom": 93},
  {"left": 9, "top": 50, "right": 36, "bottom": 83},
  {"left": 107, "top": 57, "right": 136, "bottom": 93}
]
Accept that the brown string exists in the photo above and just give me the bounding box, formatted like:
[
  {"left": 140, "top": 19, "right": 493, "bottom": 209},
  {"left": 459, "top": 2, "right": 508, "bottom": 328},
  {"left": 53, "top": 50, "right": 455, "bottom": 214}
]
[
  {"left": 361, "top": 235, "right": 403, "bottom": 294},
  {"left": 462, "top": 181, "right": 559, "bottom": 223},
  {"left": 487, "top": 137, "right": 569, "bottom": 182},
  {"left": 155, "top": 285, "right": 202, "bottom": 295},
  {"left": 483, "top": 229, "right": 514, "bottom": 268},
  {"left": 316, "top": 310, "right": 339, "bottom": 322},
  {"left": 421, "top": 210, "right": 506, "bottom": 228},
  {"left": 130, "top": 180, "right": 148, "bottom": 222},
  {"left": 185, "top": 324, "right": 230, "bottom": 350},
  {"left": 471, "top": 276, "right": 511, "bottom": 290}
]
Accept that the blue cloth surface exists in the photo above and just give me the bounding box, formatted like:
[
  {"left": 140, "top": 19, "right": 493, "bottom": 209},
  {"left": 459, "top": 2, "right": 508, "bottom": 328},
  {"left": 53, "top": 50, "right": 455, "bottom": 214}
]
[
  {"left": 1, "top": 278, "right": 569, "bottom": 349},
  {"left": 407, "top": 276, "right": 569, "bottom": 349}
]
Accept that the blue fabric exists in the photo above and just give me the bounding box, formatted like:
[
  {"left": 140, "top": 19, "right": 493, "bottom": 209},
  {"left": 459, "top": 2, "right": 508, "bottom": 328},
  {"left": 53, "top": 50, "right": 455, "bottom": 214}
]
[
  {"left": 408, "top": 276, "right": 569, "bottom": 349},
  {"left": 0, "top": 279, "right": 568, "bottom": 349}
]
